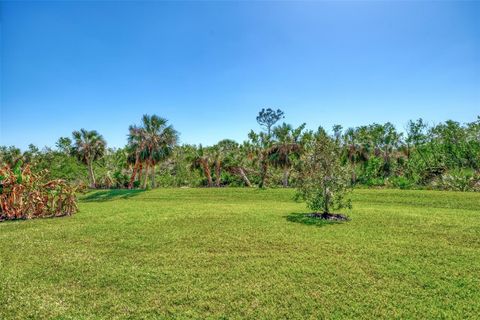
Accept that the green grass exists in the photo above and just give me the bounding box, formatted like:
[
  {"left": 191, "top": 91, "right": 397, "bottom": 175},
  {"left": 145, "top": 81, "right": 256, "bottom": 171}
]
[{"left": 1, "top": 188, "right": 479, "bottom": 319}]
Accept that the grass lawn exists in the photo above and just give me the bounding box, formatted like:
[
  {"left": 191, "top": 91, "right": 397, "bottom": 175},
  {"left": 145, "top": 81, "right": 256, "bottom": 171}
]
[{"left": 1, "top": 188, "right": 479, "bottom": 319}]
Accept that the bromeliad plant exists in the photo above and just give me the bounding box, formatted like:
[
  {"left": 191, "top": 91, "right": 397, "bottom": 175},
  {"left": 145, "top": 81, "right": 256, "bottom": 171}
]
[{"left": 0, "top": 162, "right": 78, "bottom": 221}]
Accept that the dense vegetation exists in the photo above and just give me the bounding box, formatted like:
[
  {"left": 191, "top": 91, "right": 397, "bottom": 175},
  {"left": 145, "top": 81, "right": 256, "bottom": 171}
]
[
  {"left": 1, "top": 110, "right": 479, "bottom": 192},
  {"left": 0, "top": 162, "right": 78, "bottom": 221},
  {"left": 1, "top": 188, "right": 479, "bottom": 318}
]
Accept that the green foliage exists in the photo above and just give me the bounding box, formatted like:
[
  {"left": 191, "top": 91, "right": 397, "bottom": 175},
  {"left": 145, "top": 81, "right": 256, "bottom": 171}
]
[
  {"left": 268, "top": 122, "right": 306, "bottom": 187},
  {"left": 56, "top": 136, "right": 73, "bottom": 154},
  {"left": 1, "top": 114, "right": 479, "bottom": 192},
  {"left": 71, "top": 129, "right": 107, "bottom": 188},
  {"left": 35, "top": 150, "right": 87, "bottom": 182},
  {"left": 387, "top": 176, "right": 414, "bottom": 190},
  {"left": 431, "top": 169, "right": 480, "bottom": 192},
  {"left": 0, "top": 146, "right": 22, "bottom": 167},
  {"left": 127, "top": 114, "right": 179, "bottom": 189},
  {"left": 340, "top": 116, "right": 480, "bottom": 191},
  {"left": 296, "top": 128, "right": 353, "bottom": 213},
  {"left": 256, "top": 107, "right": 284, "bottom": 135},
  {"left": 362, "top": 157, "right": 384, "bottom": 181}
]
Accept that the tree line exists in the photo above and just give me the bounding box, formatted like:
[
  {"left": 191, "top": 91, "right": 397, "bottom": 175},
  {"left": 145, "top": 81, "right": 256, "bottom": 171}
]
[{"left": 1, "top": 109, "right": 479, "bottom": 192}]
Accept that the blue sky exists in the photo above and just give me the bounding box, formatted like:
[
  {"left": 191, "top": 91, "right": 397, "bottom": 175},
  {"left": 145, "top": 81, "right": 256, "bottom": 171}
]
[{"left": 1, "top": 1, "right": 479, "bottom": 150}]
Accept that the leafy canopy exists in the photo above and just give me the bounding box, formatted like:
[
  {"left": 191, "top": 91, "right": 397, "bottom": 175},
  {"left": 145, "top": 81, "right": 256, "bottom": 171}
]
[
  {"left": 256, "top": 108, "right": 284, "bottom": 135},
  {"left": 296, "top": 128, "right": 353, "bottom": 213}
]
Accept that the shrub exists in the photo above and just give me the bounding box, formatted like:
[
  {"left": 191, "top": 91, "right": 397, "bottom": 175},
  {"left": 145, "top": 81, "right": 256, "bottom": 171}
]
[
  {"left": 387, "top": 176, "right": 414, "bottom": 190},
  {"left": 364, "top": 177, "right": 385, "bottom": 187},
  {"left": 0, "top": 163, "right": 78, "bottom": 221},
  {"left": 363, "top": 157, "right": 384, "bottom": 180},
  {"left": 430, "top": 169, "right": 480, "bottom": 192}
]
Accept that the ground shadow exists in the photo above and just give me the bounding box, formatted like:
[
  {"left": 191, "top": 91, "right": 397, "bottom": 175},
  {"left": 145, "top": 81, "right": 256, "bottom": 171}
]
[
  {"left": 285, "top": 212, "right": 344, "bottom": 227},
  {"left": 81, "top": 189, "right": 145, "bottom": 202}
]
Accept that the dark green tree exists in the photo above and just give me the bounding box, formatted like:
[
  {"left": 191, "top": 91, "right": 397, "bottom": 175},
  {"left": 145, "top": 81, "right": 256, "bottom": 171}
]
[
  {"left": 72, "top": 129, "right": 107, "bottom": 188},
  {"left": 256, "top": 108, "right": 284, "bottom": 136}
]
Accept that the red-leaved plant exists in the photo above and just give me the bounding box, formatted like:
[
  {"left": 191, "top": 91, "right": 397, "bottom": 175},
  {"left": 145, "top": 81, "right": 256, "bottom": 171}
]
[{"left": 0, "top": 162, "right": 78, "bottom": 221}]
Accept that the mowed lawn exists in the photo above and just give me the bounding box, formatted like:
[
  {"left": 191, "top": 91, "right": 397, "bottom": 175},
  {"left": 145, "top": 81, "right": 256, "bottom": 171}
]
[{"left": 1, "top": 188, "right": 479, "bottom": 319}]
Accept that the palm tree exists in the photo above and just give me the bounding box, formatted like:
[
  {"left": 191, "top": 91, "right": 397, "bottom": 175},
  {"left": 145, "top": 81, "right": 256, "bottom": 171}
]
[
  {"left": 247, "top": 130, "right": 272, "bottom": 188},
  {"left": 190, "top": 145, "right": 213, "bottom": 187},
  {"left": 127, "top": 125, "right": 147, "bottom": 189},
  {"left": 72, "top": 129, "right": 106, "bottom": 188},
  {"left": 140, "top": 115, "right": 178, "bottom": 188},
  {"left": 211, "top": 139, "right": 238, "bottom": 187},
  {"left": 268, "top": 123, "right": 305, "bottom": 187},
  {"left": 223, "top": 142, "right": 253, "bottom": 187},
  {"left": 127, "top": 115, "right": 178, "bottom": 189}
]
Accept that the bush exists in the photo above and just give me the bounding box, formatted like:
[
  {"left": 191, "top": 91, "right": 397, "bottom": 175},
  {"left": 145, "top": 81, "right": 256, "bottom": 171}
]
[
  {"left": 0, "top": 163, "right": 78, "bottom": 221},
  {"left": 387, "top": 176, "right": 414, "bottom": 190},
  {"left": 356, "top": 157, "right": 385, "bottom": 186},
  {"left": 430, "top": 169, "right": 480, "bottom": 192},
  {"left": 364, "top": 177, "right": 385, "bottom": 187}
]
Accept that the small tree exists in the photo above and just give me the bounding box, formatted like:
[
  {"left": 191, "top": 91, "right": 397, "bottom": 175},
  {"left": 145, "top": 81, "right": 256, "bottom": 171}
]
[
  {"left": 256, "top": 108, "right": 284, "bottom": 136},
  {"left": 56, "top": 137, "right": 73, "bottom": 155},
  {"left": 296, "top": 128, "right": 353, "bottom": 214}
]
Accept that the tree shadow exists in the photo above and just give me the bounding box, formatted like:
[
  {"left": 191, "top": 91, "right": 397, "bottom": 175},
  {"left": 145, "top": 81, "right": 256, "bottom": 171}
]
[
  {"left": 80, "top": 189, "right": 145, "bottom": 202},
  {"left": 285, "top": 212, "right": 343, "bottom": 227}
]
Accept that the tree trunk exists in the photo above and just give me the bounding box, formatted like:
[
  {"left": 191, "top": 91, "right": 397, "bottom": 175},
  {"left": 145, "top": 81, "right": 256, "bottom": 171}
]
[
  {"left": 129, "top": 157, "right": 140, "bottom": 189},
  {"left": 258, "top": 159, "right": 268, "bottom": 188},
  {"left": 282, "top": 168, "right": 289, "bottom": 187},
  {"left": 150, "top": 163, "right": 156, "bottom": 189},
  {"left": 202, "top": 161, "right": 213, "bottom": 187},
  {"left": 323, "top": 182, "right": 329, "bottom": 213},
  {"left": 237, "top": 168, "right": 252, "bottom": 187},
  {"left": 137, "top": 162, "right": 143, "bottom": 187},
  {"left": 142, "top": 161, "right": 149, "bottom": 189},
  {"left": 87, "top": 159, "right": 96, "bottom": 189},
  {"left": 215, "top": 161, "right": 221, "bottom": 187}
]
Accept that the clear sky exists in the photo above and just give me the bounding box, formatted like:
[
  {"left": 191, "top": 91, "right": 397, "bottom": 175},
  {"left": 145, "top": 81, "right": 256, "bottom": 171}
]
[{"left": 1, "top": 1, "right": 479, "bottom": 150}]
